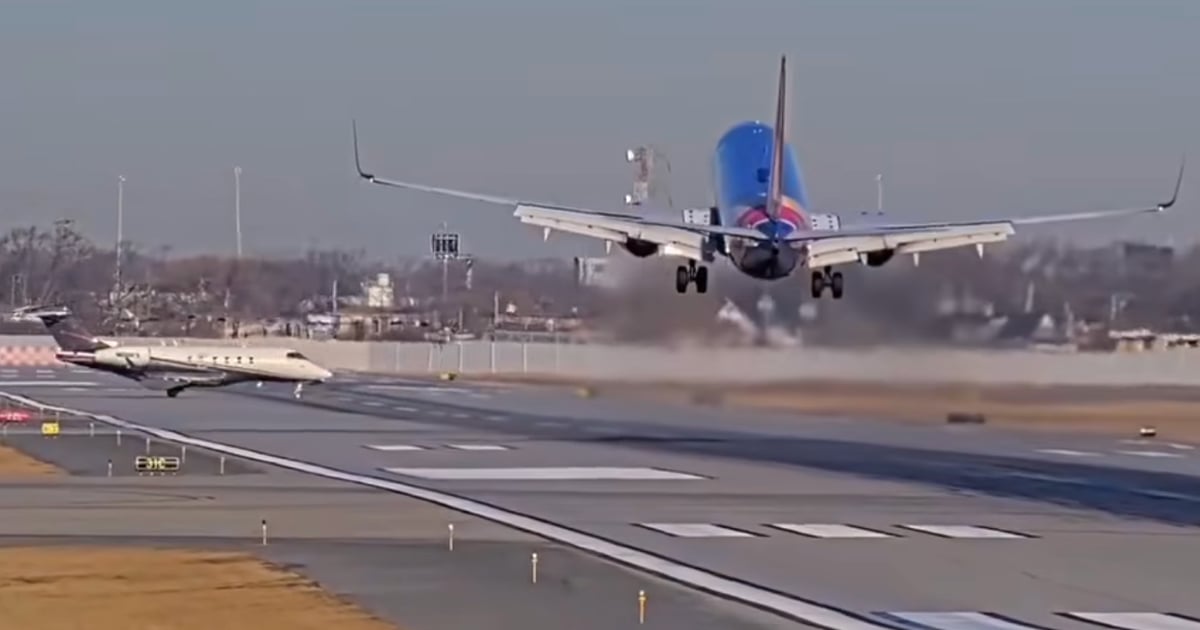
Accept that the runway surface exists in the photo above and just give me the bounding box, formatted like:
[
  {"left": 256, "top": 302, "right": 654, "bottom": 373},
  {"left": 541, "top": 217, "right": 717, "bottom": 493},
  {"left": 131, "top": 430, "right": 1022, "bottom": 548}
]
[{"left": 6, "top": 366, "right": 1200, "bottom": 630}]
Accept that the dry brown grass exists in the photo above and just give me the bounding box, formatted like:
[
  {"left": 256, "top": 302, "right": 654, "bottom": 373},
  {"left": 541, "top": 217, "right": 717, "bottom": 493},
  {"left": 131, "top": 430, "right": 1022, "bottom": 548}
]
[
  {"left": 0, "top": 443, "right": 62, "bottom": 477},
  {"left": 457, "top": 373, "right": 1200, "bottom": 439},
  {"left": 0, "top": 546, "right": 401, "bottom": 630}
]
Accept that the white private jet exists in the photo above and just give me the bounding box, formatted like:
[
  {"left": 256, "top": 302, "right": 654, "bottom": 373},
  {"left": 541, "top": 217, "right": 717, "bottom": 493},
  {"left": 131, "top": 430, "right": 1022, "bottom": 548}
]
[{"left": 21, "top": 306, "right": 332, "bottom": 398}]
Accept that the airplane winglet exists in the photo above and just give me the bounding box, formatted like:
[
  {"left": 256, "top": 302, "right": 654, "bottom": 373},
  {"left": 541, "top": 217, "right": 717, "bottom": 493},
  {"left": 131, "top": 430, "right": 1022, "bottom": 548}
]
[
  {"left": 352, "top": 120, "right": 375, "bottom": 182},
  {"left": 1159, "top": 154, "right": 1186, "bottom": 211}
]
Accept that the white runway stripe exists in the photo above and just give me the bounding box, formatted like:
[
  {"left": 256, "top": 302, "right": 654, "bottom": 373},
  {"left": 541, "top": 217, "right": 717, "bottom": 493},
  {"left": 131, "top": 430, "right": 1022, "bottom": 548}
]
[
  {"left": 638, "top": 523, "right": 757, "bottom": 538},
  {"left": 0, "top": 381, "right": 97, "bottom": 387},
  {"left": 445, "top": 444, "right": 510, "bottom": 451},
  {"left": 1117, "top": 450, "right": 1184, "bottom": 458},
  {"left": 364, "top": 444, "right": 426, "bottom": 451},
  {"left": 875, "top": 612, "right": 1043, "bottom": 630},
  {"left": 1036, "top": 449, "right": 1099, "bottom": 457},
  {"left": 1064, "top": 613, "right": 1200, "bottom": 630},
  {"left": 769, "top": 523, "right": 894, "bottom": 538},
  {"left": 898, "top": 525, "right": 1030, "bottom": 539},
  {"left": 382, "top": 466, "right": 705, "bottom": 480}
]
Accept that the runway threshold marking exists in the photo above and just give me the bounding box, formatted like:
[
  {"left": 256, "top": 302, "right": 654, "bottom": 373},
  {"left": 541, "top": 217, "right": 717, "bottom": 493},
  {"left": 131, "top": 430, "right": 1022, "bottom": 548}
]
[
  {"left": 897, "top": 525, "right": 1031, "bottom": 539},
  {"left": 769, "top": 524, "right": 894, "bottom": 539},
  {"left": 638, "top": 523, "right": 759, "bottom": 538},
  {"left": 1063, "top": 613, "right": 1200, "bottom": 630},
  {"left": 874, "top": 612, "right": 1043, "bottom": 630},
  {"left": 444, "top": 444, "right": 511, "bottom": 451}
]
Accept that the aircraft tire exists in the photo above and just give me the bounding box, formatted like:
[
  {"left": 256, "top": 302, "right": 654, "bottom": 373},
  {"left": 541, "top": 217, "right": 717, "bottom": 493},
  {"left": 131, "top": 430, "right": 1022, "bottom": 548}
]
[
  {"left": 810, "top": 271, "right": 825, "bottom": 299},
  {"left": 674, "top": 266, "right": 689, "bottom": 293},
  {"left": 694, "top": 266, "right": 709, "bottom": 294},
  {"left": 830, "top": 272, "right": 844, "bottom": 299}
]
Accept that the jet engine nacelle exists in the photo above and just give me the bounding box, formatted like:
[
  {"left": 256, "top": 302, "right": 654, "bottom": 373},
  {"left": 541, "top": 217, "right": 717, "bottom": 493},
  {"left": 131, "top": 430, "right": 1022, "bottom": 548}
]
[
  {"left": 862, "top": 249, "right": 895, "bottom": 267},
  {"left": 622, "top": 238, "right": 660, "bottom": 258},
  {"left": 95, "top": 347, "right": 151, "bottom": 370}
]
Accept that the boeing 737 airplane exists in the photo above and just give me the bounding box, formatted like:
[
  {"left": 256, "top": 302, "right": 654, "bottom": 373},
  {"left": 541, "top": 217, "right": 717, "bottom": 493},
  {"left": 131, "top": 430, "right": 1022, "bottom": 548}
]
[
  {"left": 352, "top": 56, "right": 1184, "bottom": 299},
  {"left": 19, "top": 306, "right": 332, "bottom": 398}
]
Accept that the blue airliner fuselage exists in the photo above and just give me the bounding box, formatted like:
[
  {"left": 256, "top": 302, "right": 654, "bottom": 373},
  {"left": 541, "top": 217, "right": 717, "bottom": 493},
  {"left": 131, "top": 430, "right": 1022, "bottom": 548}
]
[{"left": 712, "top": 121, "right": 811, "bottom": 279}]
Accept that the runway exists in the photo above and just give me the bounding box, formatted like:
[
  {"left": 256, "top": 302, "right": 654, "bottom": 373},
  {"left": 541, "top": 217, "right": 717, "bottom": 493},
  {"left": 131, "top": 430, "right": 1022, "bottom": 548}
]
[{"left": 5, "top": 366, "right": 1200, "bottom": 630}]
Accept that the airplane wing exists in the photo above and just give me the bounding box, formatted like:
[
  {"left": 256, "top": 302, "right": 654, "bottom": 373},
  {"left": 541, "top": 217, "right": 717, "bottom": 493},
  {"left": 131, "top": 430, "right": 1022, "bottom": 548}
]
[{"left": 353, "top": 121, "right": 1184, "bottom": 265}]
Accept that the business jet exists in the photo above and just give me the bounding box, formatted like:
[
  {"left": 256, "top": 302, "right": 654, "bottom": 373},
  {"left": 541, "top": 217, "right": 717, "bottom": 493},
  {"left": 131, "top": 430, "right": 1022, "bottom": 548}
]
[{"left": 20, "top": 306, "right": 332, "bottom": 398}]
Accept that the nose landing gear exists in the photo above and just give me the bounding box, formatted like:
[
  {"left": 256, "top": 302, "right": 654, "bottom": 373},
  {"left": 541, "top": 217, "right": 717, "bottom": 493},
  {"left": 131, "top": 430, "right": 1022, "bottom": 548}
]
[
  {"left": 810, "top": 266, "right": 844, "bottom": 300},
  {"left": 674, "top": 260, "right": 709, "bottom": 294}
]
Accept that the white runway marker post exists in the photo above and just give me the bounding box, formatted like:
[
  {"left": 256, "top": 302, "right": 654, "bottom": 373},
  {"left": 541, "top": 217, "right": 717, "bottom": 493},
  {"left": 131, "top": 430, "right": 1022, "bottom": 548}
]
[
  {"left": 115, "top": 429, "right": 121, "bottom": 446},
  {"left": 106, "top": 459, "right": 112, "bottom": 477},
  {"left": 219, "top": 456, "right": 226, "bottom": 475},
  {"left": 144, "top": 436, "right": 151, "bottom": 453},
  {"left": 89, "top": 422, "right": 94, "bottom": 437},
  {"left": 447, "top": 523, "right": 455, "bottom": 551},
  {"left": 180, "top": 445, "right": 187, "bottom": 463},
  {"left": 531, "top": 552, "right": 538, "bottom": 584},
  {"left": 638, "top": 589, "right": 647, "bottom": 624},
  {"left": 261, "top": 519, "right": 268, "bottom": 545}
]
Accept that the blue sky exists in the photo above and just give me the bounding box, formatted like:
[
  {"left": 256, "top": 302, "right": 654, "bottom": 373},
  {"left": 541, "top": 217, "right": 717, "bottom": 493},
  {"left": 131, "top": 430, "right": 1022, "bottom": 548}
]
[{"left": 0, "top": 0, "right": 1197, "bottom": 260}]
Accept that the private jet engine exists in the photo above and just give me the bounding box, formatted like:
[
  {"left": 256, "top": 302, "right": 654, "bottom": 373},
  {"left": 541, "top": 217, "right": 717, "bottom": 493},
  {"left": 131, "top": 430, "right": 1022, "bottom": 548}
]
[
  {"left": 622, "top": 238, "right": 659, "bottom": 258},
  {"left": 95, "top": 348, "right": 151, "bottom": 370},
  {"left": 862, "top": 249, "right": 895, "bottom": 267}
]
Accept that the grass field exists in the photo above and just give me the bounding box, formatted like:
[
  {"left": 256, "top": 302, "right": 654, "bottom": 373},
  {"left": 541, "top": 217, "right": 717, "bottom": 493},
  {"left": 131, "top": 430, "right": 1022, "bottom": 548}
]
[
  {"left": 0, "top": 546, "right": 400, "bottom": 630},
  {"left": 0, "top": 443, "right": 61, "bottom": 477}
]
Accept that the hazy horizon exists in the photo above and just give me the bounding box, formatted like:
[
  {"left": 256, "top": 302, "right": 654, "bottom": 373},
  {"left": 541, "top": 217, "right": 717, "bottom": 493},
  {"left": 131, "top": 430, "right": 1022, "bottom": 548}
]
[{"left": 2, "top": 0, "right": 1197, "bottom": 262}]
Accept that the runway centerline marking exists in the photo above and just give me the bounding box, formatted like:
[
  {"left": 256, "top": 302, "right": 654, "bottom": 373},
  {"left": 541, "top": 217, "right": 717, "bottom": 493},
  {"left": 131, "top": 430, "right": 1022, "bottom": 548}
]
[
  {"left": 444, "top": 444, "right": 511, "bottom": 451},
  {"left": 1036, "top": 449, "right": 1098, "bottom": 457},
  {"left": 897, "top": 525, "right": 1031, "bottom": 539},
  {"left": 638, "top": 523, "right": 759, "bottom": 538},
  {"left": 770, "top": 524, "right": 894, "bottom": 539},
  {"left": 0, "top": 391, "right": 888, "bottom": 630},
  {"left": 383, "top": 466, "right": 702, "bottom": 480},
  {"left": 875, "top": 611, "right": 1045, "bottom": 630},
  {"left": 1116, "top": 450, "right": 1184, "bottom": 459},
  {"left": 364, "top": 444, "right": 427, "bottom": 451},
  {"left": 1063, "top": 612, "right": 1200, "bottom": 630}
]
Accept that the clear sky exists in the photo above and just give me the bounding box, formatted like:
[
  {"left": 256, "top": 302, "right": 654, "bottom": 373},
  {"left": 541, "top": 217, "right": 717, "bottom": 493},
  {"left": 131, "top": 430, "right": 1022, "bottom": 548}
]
[{"left": 1, "top": 0, "right": 1197, "bottom": 260}]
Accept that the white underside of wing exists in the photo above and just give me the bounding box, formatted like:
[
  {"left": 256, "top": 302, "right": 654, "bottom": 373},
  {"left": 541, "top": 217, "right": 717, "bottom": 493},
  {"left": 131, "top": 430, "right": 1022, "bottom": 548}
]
[{"left": 514, "top": 204, "right": 707, "bottom": 260}]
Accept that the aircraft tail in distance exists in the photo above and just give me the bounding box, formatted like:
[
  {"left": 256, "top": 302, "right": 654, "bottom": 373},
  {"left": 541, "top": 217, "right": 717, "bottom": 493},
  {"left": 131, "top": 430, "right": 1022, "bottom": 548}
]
[{"left": 16, "top": 306, "right": 114, "bottom": 353}]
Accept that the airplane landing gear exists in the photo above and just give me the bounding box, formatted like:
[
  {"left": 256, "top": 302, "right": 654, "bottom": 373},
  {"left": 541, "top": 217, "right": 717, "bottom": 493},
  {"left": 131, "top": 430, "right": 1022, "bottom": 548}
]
[
  {"left": 675, "top": 261, "right": 708, "bottom": 294},
  {"left": 166, "top": 387, "right": 182, "bottom": 398},
  {"left": 810, "top": 266, "right": 844, "bottom": 300}
]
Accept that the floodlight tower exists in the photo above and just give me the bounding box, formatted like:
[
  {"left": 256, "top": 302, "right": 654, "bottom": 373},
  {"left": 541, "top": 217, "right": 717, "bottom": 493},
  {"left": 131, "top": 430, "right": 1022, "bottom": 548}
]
[{"left": 623, "top": 145, "right": 673, "bottom": 209}]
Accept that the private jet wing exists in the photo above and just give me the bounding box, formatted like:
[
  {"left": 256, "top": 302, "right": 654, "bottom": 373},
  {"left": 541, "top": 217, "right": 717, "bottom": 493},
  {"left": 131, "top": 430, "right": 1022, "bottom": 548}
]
[{"left": 353, "top": 122, "right": 1184, "bottom": 265}]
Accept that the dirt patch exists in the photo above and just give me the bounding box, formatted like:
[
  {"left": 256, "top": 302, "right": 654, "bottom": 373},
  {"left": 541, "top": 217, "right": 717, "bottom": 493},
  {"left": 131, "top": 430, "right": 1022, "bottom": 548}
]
[
  {"left": 0, "top": 546, "right": 401, "bottom": 630},
  {"left": 0, "top": 443, "right": 61, "bottom": 477}
]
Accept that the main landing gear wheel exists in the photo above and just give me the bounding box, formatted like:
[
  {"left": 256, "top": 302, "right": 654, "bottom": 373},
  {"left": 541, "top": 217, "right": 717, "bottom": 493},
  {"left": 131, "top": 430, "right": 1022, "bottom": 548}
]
[
  {"left": 674, "top": 261, "right": 709, "bottom": 294},
  {"left": 810, "top": 267, "right": 845, "bottom": 300}
]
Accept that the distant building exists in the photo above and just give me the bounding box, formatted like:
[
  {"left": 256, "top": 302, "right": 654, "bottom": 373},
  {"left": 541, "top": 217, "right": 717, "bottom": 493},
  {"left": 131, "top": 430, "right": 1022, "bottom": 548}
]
[
  {"left": 1116, "top": 241, "right": 1173, "bottom": 276},
  {"left": 363, "top": 273, "right": 395, "bottom": 309}
]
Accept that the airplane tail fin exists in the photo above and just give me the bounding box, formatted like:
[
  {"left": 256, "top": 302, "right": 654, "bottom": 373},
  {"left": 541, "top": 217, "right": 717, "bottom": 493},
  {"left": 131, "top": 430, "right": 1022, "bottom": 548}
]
[
  {"left": 19, "top": 306, "right": 113, "bottom": 352},
  {"left": 766, "top": 55, "right": 788, "bottom": 224}
]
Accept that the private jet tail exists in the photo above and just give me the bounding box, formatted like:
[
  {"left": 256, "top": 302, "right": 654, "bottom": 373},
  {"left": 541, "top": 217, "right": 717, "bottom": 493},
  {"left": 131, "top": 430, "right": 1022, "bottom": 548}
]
[{"left": 18, "top": 306, "right": 114, "bottom": 353}]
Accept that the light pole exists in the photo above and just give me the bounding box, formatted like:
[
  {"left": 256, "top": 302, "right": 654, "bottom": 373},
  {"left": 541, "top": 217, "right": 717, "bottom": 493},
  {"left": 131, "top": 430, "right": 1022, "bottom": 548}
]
[
  {"left": 116, "top": 175, "right": 125, "bottom": 295},
  {"left": 234, "top": 166, "right": 243, "bottom": 258}
]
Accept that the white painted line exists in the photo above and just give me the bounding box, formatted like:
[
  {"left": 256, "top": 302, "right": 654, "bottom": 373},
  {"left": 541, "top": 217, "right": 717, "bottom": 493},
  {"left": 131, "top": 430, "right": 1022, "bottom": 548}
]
[
  {"left": 1002, "top": 471, "right": 1096, "bottom": 486},
  {"left": 451, "top": 412, "right": 471, "bottom": 419},
  {"left": 639, "top": 523, "right": 757, "bottom": 538},
  {"left": 1137, "top": 489, "right": 1200, "bottom": 502},
  {"left": 383, "top": 467, "right": 704, "bottom": 480},
  {"left": 876, "top": 611, "right": 1042, "bottom": 630},
  {"left": 1064, "top": 613, "right": 1200, "bottom": 630},
  {"left": 1117, "top": 450, "right": 1184, "bottom": 459},
  {"left": 364, "top": 444, "right": 427, "bottom": 452},
  {"left": 0, "top": 381, "right": 97, "bottom": 387},
  {"left": 484, "top": 415, "right": 508, "bottom": 422},
  {"left": 0, "top": 391, "right": 887, "bottom": 630},
  {"left": 362, "top": 401, "right": 384, "bottom": 407},
  {"left": 35, "top": 369, "right": 55, "bottom": 374},
  {"left": 1167, "top": 443, "right": 1196, "bottom": 451},
  {"left": 770, "top": 524, "right": 894, "bottom": 539},
  {"left": 898, "top": 525, "right": 1030, "bottom": 539},
  {"left": 64, "top": 387, "right": 88, "bottom": 392},
  {"left": 392, "top": 406, "right": 417, "bottom": 413},
  {"left": 467, "top": 392, "right": 491, "bottom": 399},
  {"left": 1036, "top": 449, "right": 1098, "bottom": 457},
  {"left": 445, "top": 444, "right": 510, "bottom": 451}
]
